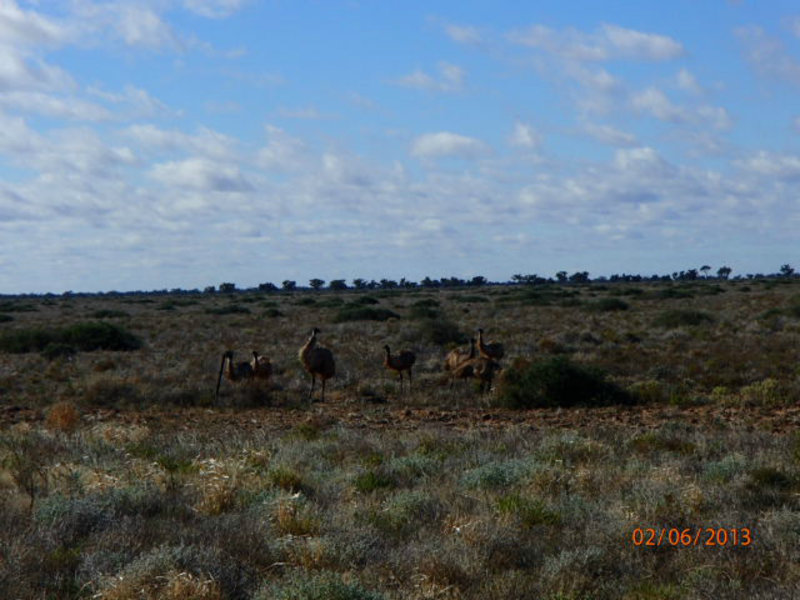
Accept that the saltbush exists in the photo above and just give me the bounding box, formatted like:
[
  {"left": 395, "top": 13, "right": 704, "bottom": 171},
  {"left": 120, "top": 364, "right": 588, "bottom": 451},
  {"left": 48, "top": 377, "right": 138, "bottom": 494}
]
[
  {"left": 493, "top": 357, "right": 634, "bottom": 409},
  {"left": 653, "top": 309, "right": 714, "bottom": 328},
  {"left": 334, "top": 306, "right": 399, "bottom": 322},
  {"left": 0, "top": 322, "right": 141, "bottom": 354}
]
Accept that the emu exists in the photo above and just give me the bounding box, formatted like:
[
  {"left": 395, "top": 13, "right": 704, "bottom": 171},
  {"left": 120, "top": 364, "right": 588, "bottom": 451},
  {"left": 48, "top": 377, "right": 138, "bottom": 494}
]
[
  {"left": 298, "top": 327, "right": 336, "bottom": 401},
  {"left": 251, "top": 350, "right": 272, "bottom": 382},
  {"left": 383, "top": 345, "right": 416, "bottom": 393},
  {"left": 451, "top": 355, "right": 501, "bottom": 395},
  {"left": 477, "top": 328, "right": 504, "bottom": 361},
  {"left": 215, "top": 350, "right": 254, "bottom": 402},
  {"left": 444, "top": 338, "right": 476, "bottom": 389}
]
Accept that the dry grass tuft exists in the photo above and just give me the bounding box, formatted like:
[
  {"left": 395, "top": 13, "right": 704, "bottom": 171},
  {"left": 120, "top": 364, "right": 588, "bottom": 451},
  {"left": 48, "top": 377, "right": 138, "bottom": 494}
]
[{"left": 45, "top": 401, "right": 80, "bottom": 433}]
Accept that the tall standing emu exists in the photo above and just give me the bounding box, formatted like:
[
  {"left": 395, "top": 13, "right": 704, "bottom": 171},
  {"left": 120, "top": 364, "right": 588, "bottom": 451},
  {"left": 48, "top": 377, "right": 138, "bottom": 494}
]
[
  {"left": 298, "top": 327, "right": 336, "bottom": 401},
  {"left": 477, "top": 328, "right": 504, "bottom": 361},
  {"left": 215, "top": 350, "right": 254, "bottom": 402},
  {"left": 383, "top": 345, "right": 416, "bottom": 393}
]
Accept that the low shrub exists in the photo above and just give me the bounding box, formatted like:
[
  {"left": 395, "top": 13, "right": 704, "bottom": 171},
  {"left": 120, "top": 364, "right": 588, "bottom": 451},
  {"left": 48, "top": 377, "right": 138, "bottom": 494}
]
[
  {"left": 259, "top": 570, "right": 384, "bottom": 600},
  {"left": 413, "top": 317, "right": 467, "bottom": 346},
  {"left": 91, "top": 309, "right": 129, "bottom": 318},
  {"left": 493, "top": 357, "right": 634, "bottom": 409},
  {"left": 653, "top": 309, "right": 714, "bottom": 328},
  {"left": 205, "top": 304, "right": 251, "bottom": 315},
  {"left": 0, "top": 314, "right": 13, "bottom": 322},
  {"left": 334, "top": 306, "right": 399, "bottom": 322},
  {"left": 0, "top": 322, "right": 141, "bottom": 354},
  {"left": 586, "top": 298, "right": 629, "bottom": 312}
]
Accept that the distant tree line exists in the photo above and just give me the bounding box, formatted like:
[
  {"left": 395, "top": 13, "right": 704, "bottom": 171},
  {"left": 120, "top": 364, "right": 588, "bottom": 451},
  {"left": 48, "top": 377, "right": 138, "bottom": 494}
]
[
  {"left": 6, "top": 263, "right": 798, "bottom": 299},
  {"left": 202, "top": 263, "right": 799, "bottom": 294}
]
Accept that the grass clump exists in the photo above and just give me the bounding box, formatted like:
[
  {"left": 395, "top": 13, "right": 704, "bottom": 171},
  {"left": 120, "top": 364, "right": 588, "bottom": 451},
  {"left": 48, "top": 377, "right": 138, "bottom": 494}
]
[
  {"left": 259, "top": 570, "right": 384, "bottom": 600},
  {"left": 353, "top": 470, "right": 396, "bottom": 493},
  {"left": 334, "top": 306, "right": 399, "bottom": 322},
  {"left": 494, "top": 357, "right": 634, "bottom": 409},
  {"left": 497, "top": 493, "right": 561, "bottom": 528},
  {"left": 653, "top": 309, "right": 714, "bottom": 328},
  {"left": 0, "top": 322, "right": 141, "bottom": 354}
]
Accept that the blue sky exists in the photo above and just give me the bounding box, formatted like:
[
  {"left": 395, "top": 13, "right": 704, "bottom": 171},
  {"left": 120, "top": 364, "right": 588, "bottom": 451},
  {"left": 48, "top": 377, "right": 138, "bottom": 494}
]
[{"left": 1, "top": 0, "right": 799, "bottom": 293}]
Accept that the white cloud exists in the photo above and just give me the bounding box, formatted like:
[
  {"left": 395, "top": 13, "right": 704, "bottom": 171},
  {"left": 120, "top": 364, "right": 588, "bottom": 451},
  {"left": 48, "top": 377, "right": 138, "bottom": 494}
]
[
  {"left": 392, "top": 62, "right": 465, "bottom": 92},
  {"left": 150, "top": 157, "right": 253, "bottom": 192},
  {"left": 444, "top": 24, "right": 482, "bottom": 45},
  {"left": 632, "top": 86, "right": 731, "bottom": 131},
  {"left": 507, "top": 23, "right": 683, "bottom": 62},
  {"left": 277, "top": 106, "right": 326, "bottom": 119},
  {"left": 600, "top": 24, "right": 684, "bottom": 61},
  {"left": 583, "top": 123, "right": 637, "bottom": 147},
  {"left": 0, "top": 51, "right": 74, "bottom": 92},
  {"left": 70, "top": 2, "right": 180, "bottom": 51},
  {"left": 0, "top": 1, "right": 67, "bottom": 48},
  {"left": 0, "top": 91, "right": 111, "bottom": 120},
  {"left": 736, "top": 150, "right": 800, "bottom": 179},
  {"left": 735, "top": 25, "right": 800, "bottom": 86},
  {"left": 183, "top": 0, "right": 249, "bottom": 18},
  {"left": 411, "top": 132, "right": 487, "bottom": 159},
  {"left": 676, "top": 68, "right": 703, "bottom": 94},
  {"left": 509, "top": 122, "right": 542, "bottom": 149},
  {"left": 123, "top": 124, "right": 238, "bottom": 161},
  {"left": 256, "top": 125, "right": 309, "bottom": 172}
]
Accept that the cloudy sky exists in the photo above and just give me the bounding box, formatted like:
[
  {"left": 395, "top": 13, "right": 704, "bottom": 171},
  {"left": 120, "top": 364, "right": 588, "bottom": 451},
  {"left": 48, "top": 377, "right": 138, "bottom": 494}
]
[{"left": 1, "top": 0, "right": 799, "bottom": 293}]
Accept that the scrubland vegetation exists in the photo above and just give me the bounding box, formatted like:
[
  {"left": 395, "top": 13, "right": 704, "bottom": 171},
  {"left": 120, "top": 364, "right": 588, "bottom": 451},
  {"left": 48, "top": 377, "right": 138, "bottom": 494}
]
[{"left": 1, "top": 278, "right": 800, "bottom": 598}]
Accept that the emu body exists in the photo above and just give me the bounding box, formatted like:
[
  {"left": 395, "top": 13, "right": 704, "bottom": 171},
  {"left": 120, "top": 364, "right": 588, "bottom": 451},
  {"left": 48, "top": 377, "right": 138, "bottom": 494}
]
[
  {"left": 477, "top": 328, "right": 504, "bottom": 361},
  {"left": 251, "top": 350, "right": 272, "bottom": 381},
  {"left": 383, "top": 345, "right": 416, "bottom": 393},
  {"left": 299, "top": 327, "right": 335, "bottom": 401},
  {"left": 215, "top": 350, "right": 254, "bottom": 402}
]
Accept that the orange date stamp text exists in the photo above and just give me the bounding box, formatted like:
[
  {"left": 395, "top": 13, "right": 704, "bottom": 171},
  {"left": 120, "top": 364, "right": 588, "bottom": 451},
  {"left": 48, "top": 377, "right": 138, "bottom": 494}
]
[{"left": 631, "top": 527, "right": 752, "bottom": 547}]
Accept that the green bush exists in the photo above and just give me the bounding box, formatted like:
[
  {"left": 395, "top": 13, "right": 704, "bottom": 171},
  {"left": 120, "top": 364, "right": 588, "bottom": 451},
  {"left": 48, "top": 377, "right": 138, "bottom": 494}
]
[
  {"left": 413, "top": 317, "right": 467, "bottom": 345},
  {"left": 0, "top": 322, "right": 141, "bottom": 353},
  {"left": 90, "top": 309, "right": 129, "bottom": 318},
  {"left": 205, "top": 304, "right": 251, "bottom": 315},
  {"left": 653, "top": 309, "right": 714, "bottom": 328},
  {"left": 493, "top": 357, "right": 634, "bottom": 409},
  {"left": 353, "top": 295, "right": 380, "bottom": 305},
  {"left": 586, "top": 298, "right": 629, "bottom": 312},
  {"left": 41, "top": 343, "right": 77, "bottom": 360},
  {"left": 334, "top": 306, "right": 399, "bottom": 322}
]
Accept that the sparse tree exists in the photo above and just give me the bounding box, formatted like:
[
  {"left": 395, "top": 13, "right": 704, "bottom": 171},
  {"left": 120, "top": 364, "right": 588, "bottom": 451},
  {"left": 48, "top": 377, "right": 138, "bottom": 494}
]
[
  {"left": 309, "top": 278, "right": 325, "bottom": 290},
  {"left": 556, "top": 271, "right": 568, "bottom": 283},
  {"left": 352, "top": 278, "right": 367, "bottom": 289},
  {"left": 780, "top": 264, "right": 795, "bottom": 277},
  {"left": 258, "top": 282, "right": 278, "bottom": 292},
  {"left": 700, "top": 265, "right": 711, "bottom": 278},
  {"left": 282, "top": 280, "right": 297, "bottom": 291},
  {"left": 469, "top": 275, "right": 487, "bottom": 287},
  {"left": 421, "top": 276, "right": 439, "bottom": 288},
  {"left": 717, "top": 266, "right": 732, "bottom": 280},
  {"left": 219, "top": 282, "right": 236, "bottom": 293},
  {"left": 379, "top": 278, "right": 398, "bottom": 289},
  {"left": 569, "top": 271, "right": 589, "bottom": 283},
  {"left": 329, "top": 279, "right": 348, "bottom": 290},
  {"left": 203, "top": 286, "right": 216, "bottom": 294}
]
